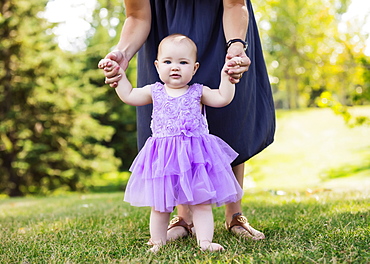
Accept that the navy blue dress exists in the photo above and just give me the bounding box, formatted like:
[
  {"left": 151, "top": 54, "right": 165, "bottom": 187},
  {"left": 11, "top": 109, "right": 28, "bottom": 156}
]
[{"left": 137, "top": 0, "right": 275, "bottom": 166}]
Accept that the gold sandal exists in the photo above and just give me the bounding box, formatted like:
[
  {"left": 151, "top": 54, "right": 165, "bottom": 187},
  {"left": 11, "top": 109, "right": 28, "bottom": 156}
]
[
  {"left": 168, "top": 216, "right": 194, "bottom": 236},
  {"left": 225, "top": 213, "right": 265, "bottom": 240}
]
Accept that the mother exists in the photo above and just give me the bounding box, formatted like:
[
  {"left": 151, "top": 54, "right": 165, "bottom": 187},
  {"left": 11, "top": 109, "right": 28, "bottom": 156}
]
[{"left": 102, "top": 0, "right": 275, "bottom": 240}]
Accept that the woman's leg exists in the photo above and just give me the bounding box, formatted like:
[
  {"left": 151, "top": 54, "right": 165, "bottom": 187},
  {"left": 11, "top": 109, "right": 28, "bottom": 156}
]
[
  {"left": 190, "top": 204, "right": 224, "bottom": 251},
  {"left": 225, "top": 163, "right": 244, "bottom": 224},
  {"left": 225, "top": 163, "right": 265, "bottom": 239},
  {"left": 149, "top": 208, "right": 170, "bottom": 253}
]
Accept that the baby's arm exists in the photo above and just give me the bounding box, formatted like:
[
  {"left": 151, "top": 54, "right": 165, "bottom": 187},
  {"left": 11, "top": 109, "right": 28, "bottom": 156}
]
[
  {"left": 98, "top": 59, "right": 152, "bottom": 106},
  {"left": 201, "top": 57, "right": 240, "bottom": 107}
]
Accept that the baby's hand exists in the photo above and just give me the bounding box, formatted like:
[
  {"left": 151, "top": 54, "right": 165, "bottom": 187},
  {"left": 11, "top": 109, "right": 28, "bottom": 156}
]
[
  {"left": 98, "top": 59, "right": 123, "bottom": 85},
  {"left": 227, "top": 56, "right": 243, "bottom": 68},
  {"left": 223, "top": 56, "right": 243, "bottom": 83},
  {"left": 98, "top": 58, "right": 119, "bottom": 71}
]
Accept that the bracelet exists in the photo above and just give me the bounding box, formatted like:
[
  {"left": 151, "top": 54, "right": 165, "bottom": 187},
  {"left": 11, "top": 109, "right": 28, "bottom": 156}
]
[{"left": 226, "top": 39, "right": 248, "bottom": 52}]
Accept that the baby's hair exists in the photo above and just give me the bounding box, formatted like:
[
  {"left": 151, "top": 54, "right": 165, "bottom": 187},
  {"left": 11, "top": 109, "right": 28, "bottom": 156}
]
[{"left": 157, "top": 33, "right": 198, "bottom": 61}]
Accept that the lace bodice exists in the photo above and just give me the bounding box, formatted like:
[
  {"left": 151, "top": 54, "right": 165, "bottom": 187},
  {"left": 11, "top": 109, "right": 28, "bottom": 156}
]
[{"left": 150, "top": 82, "right": 209, "bottom": 137}]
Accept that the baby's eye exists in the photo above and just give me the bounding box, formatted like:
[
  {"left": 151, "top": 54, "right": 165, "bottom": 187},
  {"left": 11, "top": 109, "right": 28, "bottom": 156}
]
[
  {"left": 180, "top": 61, "right": 188, "bottom": 65},
  {"left": 164, "top": 60, "right": 171, "bottom": 64}
]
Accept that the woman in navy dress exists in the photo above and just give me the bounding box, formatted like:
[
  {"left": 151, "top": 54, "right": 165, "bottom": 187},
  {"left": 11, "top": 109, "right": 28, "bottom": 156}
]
[{"left": 102, "top": 0, "right": 275, "bottom": 240}]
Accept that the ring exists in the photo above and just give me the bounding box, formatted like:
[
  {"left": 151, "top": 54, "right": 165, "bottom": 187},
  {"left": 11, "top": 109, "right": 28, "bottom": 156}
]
[{"left": 239, "top": 73, "right": 243, "bottom": 78}]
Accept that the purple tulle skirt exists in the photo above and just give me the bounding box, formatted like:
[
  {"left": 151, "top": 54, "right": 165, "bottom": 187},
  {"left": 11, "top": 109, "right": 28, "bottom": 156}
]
[{"left": 124, "top": 134, "right": 243, "bottom": 213}]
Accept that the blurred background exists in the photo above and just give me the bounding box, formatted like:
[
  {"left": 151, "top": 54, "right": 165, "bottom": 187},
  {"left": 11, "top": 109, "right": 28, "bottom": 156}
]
[{"left": 1, "top": 0, "right": 369, "bottom": 197}]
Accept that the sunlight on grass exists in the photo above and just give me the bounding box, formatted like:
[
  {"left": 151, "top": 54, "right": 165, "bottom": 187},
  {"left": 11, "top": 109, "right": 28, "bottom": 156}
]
[{"left": 247, "top": 107, "right": 370, "bottom": 192}]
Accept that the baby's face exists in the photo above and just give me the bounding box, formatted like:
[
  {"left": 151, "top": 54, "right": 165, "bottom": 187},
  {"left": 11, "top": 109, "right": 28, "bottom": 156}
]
[{"left": 155, "top": 40, "right": 199, "bottom": 89}]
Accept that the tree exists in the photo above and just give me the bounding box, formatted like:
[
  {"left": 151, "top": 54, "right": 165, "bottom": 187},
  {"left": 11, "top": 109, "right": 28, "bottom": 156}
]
[
  {"left": 253, "top": 0, "right": 362, "bottom": 109},
  {"left": 0, "top": 0, "right": 120, "bottom": 196},
  {"left": 84, "top": 0, "right": 139, "bottom": 170}
]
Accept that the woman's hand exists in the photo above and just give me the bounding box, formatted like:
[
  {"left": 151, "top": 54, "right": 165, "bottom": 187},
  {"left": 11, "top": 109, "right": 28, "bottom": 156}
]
[
  {"left": 100, "top": 50, "right": 129, "bottom": 88},
  {"left": 225, "top": 43, "right": 251, "bottom": 84}
]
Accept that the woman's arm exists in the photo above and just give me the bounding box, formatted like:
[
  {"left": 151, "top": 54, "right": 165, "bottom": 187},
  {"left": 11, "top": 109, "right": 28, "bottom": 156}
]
[
  {"left": 116, "top": 0, "right": 151, "bottom": 64},
  {"left": 104, "top": 0, "right": 151, "bottom": 87},
  {"left": 223, "top": 0, "right": 250, "bottom": 83},
  {"left": 223, "top": 0, "right": 248, "bottom": 44}
]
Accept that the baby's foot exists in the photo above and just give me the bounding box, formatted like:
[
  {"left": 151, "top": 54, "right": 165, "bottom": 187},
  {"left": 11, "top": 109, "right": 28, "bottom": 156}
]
[
  {"left": 147, "top": 227, "right": 193, "bottom": 244},
  {"left": 148, "top": 244, "right": 162, "bottom": 253},
  {"left": 199, "top": 241, "right": 225, "bottom": 252},
  {"left": 147, "top": 239, "right": 166, "bottom": 253}
]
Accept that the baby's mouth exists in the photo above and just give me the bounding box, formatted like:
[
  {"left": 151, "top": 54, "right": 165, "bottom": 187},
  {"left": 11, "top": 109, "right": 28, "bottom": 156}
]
[{"left": 170, "top": 73, "right": 181, "bottom": 78}]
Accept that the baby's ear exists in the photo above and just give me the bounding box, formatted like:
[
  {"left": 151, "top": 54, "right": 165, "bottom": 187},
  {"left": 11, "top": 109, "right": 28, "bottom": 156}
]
[
  {"left": 154, "top": 60, "right": 159, "bottom": 71},
  {"left": 193, "top": 62, "right": 200, "bottom": 75}
]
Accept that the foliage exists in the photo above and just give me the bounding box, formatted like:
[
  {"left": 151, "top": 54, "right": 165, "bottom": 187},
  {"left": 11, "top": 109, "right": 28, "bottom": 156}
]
[
  {"left": 317, "top": 52, "right": 370, "bottom": 125},
  {"left": 0, "top": 191, "right": 368, "bottom": 263},
  {"left": 85, "top": 0, "right": 138, "bottom": 170},
  {"left": 356, "top": 57, "right": 370, "bottom": 104},
  {"left": 254, "top": 0, "right": 368, "bottom": 109},
  {"left": 0, "top": 0, "right": 120, "bottom": 196}
]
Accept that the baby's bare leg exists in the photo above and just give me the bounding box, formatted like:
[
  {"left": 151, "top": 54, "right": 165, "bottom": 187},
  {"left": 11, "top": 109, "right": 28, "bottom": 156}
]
[
  {"left": 189, "top": 204, "right": 224, "bottom": 251},
  {"left": 149, "top": 208, "right": 170, "bottom": 253}
]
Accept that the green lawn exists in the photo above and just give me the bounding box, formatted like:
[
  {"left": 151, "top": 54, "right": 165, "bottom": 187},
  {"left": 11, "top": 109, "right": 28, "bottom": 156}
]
[
  {"left": 1, "top": 107, "right": 369, "bottom": 263},
  {"left": 247, "top": 107, "right": 370, "bottom": 192},
  {"left": 1, "top": 191, "right": 368, "bottom": 263}
]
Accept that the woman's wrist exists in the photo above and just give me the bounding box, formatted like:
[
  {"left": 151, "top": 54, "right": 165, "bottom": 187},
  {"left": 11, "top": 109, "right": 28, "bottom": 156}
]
[
  {"left": 116, "top": 49, "right": 129, "bottom": 60},
  {"left": 226, "top": 38, "right": 248, "bottom": 52},
  {"left": 115, "top": 44, "right": 134, "bottom": 61},
  {"left": 226, "top": 44, "right": 246, "bottom": 59}
]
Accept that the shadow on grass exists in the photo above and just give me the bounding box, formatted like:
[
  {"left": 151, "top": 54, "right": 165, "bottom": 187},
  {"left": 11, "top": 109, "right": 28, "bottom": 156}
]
[
  {"left": 321, "top": 159, "right": 370, "bottom": 180},
  {"left": 87, "top": 184, "right": 126, "bottom": 193}
]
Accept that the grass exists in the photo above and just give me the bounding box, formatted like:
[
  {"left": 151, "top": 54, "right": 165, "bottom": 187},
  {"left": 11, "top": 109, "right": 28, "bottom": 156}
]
[
  {"left": 1, "top": 107, "right": 370, "bottom": 263},
  {"left": 247, "top": 107, "right": 370, "bottom": 192},
  {"left": 0, "top": 191, "right": 369, "bottom": 263}
]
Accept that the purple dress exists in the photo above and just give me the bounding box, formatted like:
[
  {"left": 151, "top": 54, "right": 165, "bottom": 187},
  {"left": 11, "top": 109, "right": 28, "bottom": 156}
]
[{"left": 124, "top": 83, "right": 243, "bottom": 213}]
